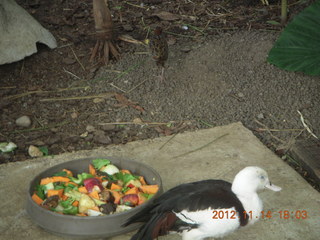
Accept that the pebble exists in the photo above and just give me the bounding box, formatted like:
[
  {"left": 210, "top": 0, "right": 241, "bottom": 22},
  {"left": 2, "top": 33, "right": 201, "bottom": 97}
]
[
  {"left": 257, "top": 113, "right": 265, "bottom": 119},
  {"left": 93, "top": 130, "right": 111, "bottom": 144},
  {"left": 28, "top": 145, "right": 44, "bottom": 158},
  {"left": 181, "top": 46, "right": 192, "bottom": 53},
  {"left": 15, "top": 115, "right": 31, "bottom": 127},
  {"left": 101, "top": 124, "right": 116, "bottom": 131},
  {"left": 93, "top": 98, "right": 105, "bottom": 103},
  {"left": 237, "top": 92, "right": 245, "bottom": 98},
  {"left": 86, "top": 125, "right": 96, "bottom": 133},
  {"left": 71, "top": 112, "right": 78, "bottom": 119}
]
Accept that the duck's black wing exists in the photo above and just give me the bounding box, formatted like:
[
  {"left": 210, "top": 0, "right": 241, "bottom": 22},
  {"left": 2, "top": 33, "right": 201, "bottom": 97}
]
[{"left": 124, "top": 179, "right": 248, "bottom": 240}]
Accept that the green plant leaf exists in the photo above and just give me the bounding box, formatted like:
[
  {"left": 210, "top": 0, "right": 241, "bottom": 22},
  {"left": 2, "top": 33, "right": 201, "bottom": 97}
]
[
  {"left": 39, "top": 146, "right": 49, "bottom": 156},
  {"left": 267, "top": 0, "right": 320, "bottom": 76}
]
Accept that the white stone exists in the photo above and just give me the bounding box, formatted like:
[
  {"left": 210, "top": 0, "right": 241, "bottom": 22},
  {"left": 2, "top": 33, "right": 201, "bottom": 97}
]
[
  {"left": 15, "top": 115, "right": 31, "bottom": 127},
  {"left": 28, "top": 145, "right": 43, "bottom": 158}
]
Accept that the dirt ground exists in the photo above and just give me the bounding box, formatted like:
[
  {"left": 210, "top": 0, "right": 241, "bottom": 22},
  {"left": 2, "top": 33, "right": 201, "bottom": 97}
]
[{"left": 1, "top": 1, "right": 319, "bottom": 186}]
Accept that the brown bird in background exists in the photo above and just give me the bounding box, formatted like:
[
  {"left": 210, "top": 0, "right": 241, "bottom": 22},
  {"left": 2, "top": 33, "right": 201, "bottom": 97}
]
[{"left": 146, "top": 27, "right": 168, "bottom": 81}]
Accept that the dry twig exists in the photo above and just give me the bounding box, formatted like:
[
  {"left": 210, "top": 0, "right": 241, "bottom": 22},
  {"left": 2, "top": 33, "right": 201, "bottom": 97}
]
[
  {"left": 70, "top": 47, "right": 86, "bottom": 71},
  {"left": 254, "top": 119, "right": 285, "bottom": 143},
  {"left": 297, "top": 110, "right": 318, "bottom": 139},
  {"left": 40, "top": 92, "right": 115, "bottom": 102},
  {"left": 173, "top": 133, "right": 229, "bottom": 159}
]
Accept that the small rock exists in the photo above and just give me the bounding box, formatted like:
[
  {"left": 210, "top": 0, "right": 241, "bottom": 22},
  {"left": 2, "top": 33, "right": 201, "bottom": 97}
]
[
  {"left": 237, "top": 92, "right": 244, "bottom": 98},
  {"left": 15, "top": 116, "right": 31, "bottom": 127},
  {"left": 71, "top": 112, "right": 78, "bottom": 119},
  {"left": 181, "top": 46, "right": 192, "bottom": 53},
  {"left": 93, "top": 130, "right": 111, "bottom": 144},
  {"left": 133, "top": 118, "right": 143, "bottom": 124},
  {"left": 101, "top": 124, "right": 116, "bottom": 131},
  {"left": 28, "top": 145, "right": 44, "bottom": 157},
  {"left": 80, "top": 132, "right": 89, "bottom": 138},
  {"left": 50, "top": 128, "right": 59, "bottom": 133},
  {"left": 86, "top": 125, "right": 96, "bottom": 133},
  {"left": 93, "top": 98, "right": 105, "bottom": 103},
  {"left": 257, "top": 113, "right": 264, "bottom": 119}
]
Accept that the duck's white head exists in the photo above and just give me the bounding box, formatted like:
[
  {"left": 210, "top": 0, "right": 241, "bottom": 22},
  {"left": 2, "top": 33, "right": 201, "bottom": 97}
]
[{"left": 231, "top": 166, "right": 281, "bottom": 195}]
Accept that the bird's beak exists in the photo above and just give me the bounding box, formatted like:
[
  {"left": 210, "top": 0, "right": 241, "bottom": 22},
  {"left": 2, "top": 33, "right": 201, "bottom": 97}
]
[{"left": 265, "top": 182, "right": 282, "bottom": 191}]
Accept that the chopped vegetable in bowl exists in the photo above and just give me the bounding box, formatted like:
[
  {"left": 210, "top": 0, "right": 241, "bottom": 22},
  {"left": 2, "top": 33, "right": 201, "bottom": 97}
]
[{"left": 31, "top": 159, "right": 159, "bottom": 216}]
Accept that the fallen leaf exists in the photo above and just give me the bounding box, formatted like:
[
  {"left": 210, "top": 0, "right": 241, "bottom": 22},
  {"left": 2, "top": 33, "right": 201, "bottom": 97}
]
[
  {"left": 114, "top": 93, "right": 145, "bottom": 112},
  {"left": 132, "top": 105, "right": 145, "bottom": 112},
  {"left": 115, "top": 93, "right": 131, "bottom": 106}
]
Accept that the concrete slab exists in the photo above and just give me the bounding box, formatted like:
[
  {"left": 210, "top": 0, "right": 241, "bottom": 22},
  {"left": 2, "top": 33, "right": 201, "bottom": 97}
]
[{"left": 0, "top": 122, "right": 319, "bottom": 240}]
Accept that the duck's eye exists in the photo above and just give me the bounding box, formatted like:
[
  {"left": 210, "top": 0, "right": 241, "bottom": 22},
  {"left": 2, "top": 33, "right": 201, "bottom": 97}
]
[{"left": 260, "top": 175, "right": 265, "bottom": 180}]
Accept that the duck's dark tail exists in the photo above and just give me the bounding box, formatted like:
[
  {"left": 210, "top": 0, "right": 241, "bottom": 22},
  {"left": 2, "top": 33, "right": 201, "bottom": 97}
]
[{"left": 124, "top": 210, "right": 178, "bottom": 240}]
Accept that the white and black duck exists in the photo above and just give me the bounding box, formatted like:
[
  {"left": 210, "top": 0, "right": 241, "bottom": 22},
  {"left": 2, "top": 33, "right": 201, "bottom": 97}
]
[{"left": 123, "top": 166, "right": 281, "bottom": 240}]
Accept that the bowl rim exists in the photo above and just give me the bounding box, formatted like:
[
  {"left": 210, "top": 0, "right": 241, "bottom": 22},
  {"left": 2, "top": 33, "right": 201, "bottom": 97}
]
[{"left": 27, "top": 156, "right": 163, "bottom": 219}]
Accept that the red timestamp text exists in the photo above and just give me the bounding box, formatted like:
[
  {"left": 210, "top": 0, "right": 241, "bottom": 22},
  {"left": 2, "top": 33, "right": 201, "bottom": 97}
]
[{"left": 212, "top": 210, "right": 308, "bottom": 220}]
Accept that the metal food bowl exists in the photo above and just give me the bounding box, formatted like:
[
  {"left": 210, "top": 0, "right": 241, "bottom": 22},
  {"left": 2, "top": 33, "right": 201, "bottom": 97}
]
[{"left": 26, "top": 157, "right": 163, "bottom": 239}]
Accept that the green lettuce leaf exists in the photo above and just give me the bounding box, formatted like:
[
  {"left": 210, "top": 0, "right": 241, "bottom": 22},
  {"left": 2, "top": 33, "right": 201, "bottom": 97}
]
[{"left": 92, "top": 159, "right": 111, "bottom": 170}]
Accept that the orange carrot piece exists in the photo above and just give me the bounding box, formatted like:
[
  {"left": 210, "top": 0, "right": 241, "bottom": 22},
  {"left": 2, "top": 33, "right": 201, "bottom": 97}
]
[
  {"left": 40, "top": 177, "right": 52, "bottom": 185},
  {"left": 121, "top": 169, "right": 131, "bottom": 174},
  {"left": 61, "top": 195, "right": 69, "bottom": 201},
  {"left": 62, "top": 169, "right": 73, "bottom": 177},
  {"left": 89, "top": 164, "right": 96, "bottom": 176},
  {"left": 78, "top": 186, "right": 88, "bottom": 193},
  {"left": 32, "top": 193, "right": 44, "bottom": 205},
  {"left": 89, "top": 190, "right": 100, "bottom": 200},
  {"left": 110, "top": 183, "right": 122, "bottom": 190},
  {"left": 76, "top": 213, "right": 87, "bottom": 216},
  {"left": 125, "top": 187, "right": 139, "bottom": 195},
  {"left": 110, "top": 190, "right": 123, "bottom": 204},
  {"left": 40, "top": 176, "right": 70, "bottom": 185},
  {"left": 139, "top": 176, "right": 147, "bottom": 185},
  {"left": 47, "top": 189, "right": 64, "bottom": 198},
  {"left": 72, "top": 200, "right": 79, "bottom": 207},
  {"left": 139, "top": 185, "right": 159, "bottom": 194}
]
